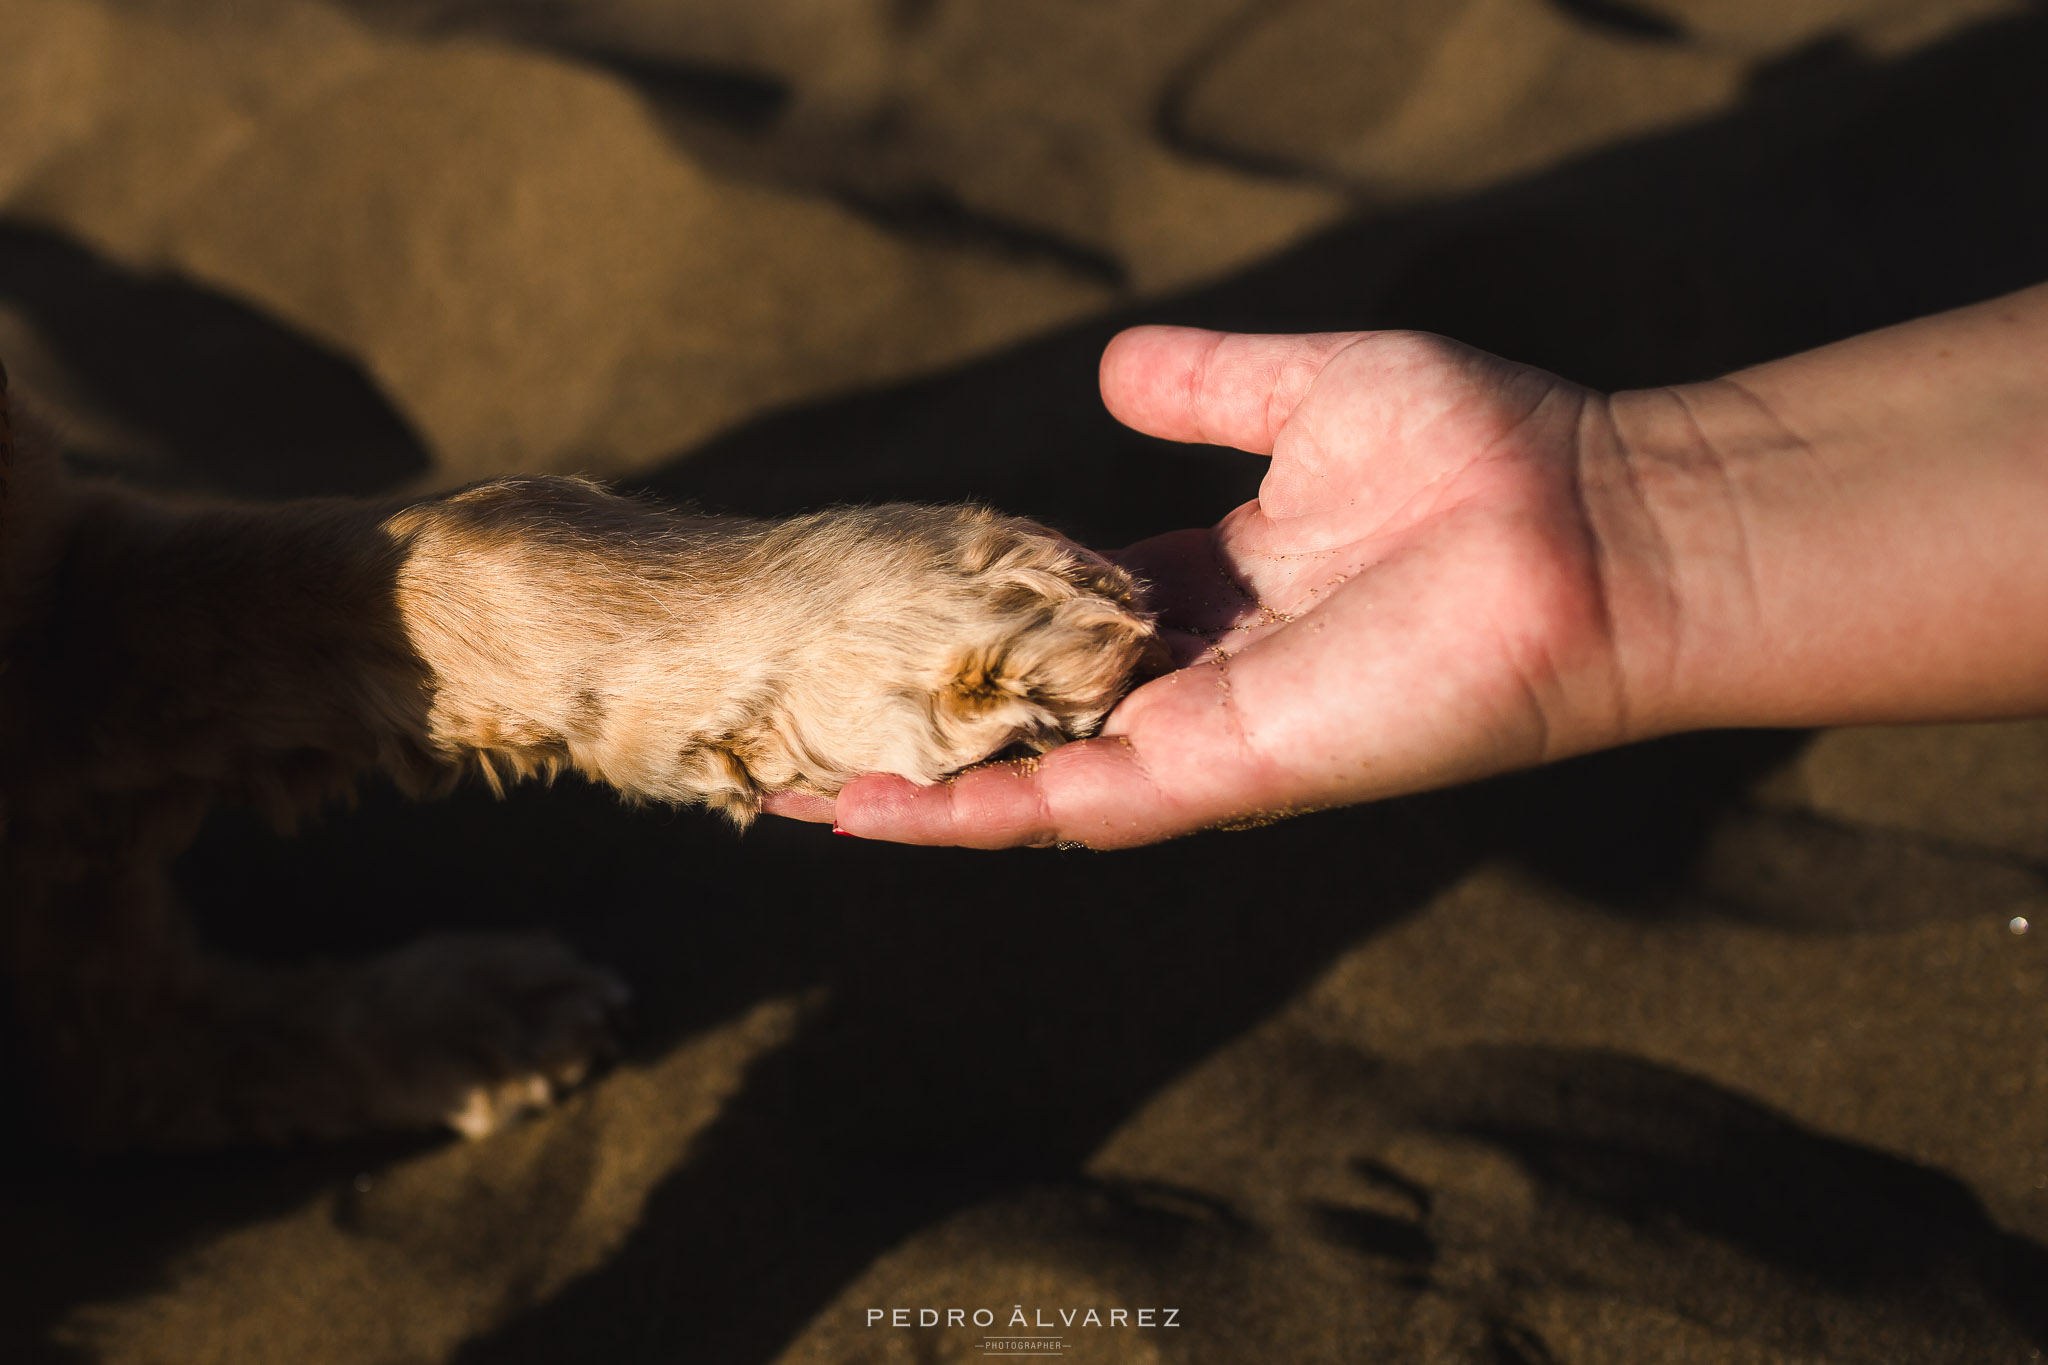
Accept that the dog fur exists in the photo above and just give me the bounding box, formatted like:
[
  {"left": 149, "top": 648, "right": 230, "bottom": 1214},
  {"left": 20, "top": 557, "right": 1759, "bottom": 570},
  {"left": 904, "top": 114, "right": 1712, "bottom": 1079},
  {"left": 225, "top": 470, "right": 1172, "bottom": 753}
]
[{"left": 0, "top": 364, "right": 1162, "bottom": 1145}]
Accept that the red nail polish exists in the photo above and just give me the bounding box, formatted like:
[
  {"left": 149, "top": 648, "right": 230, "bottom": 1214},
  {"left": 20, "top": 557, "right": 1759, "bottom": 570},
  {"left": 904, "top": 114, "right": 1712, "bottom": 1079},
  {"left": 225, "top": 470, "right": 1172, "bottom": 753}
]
[{"left": 832, "top": 826, "right": 854, "bottom": 836}]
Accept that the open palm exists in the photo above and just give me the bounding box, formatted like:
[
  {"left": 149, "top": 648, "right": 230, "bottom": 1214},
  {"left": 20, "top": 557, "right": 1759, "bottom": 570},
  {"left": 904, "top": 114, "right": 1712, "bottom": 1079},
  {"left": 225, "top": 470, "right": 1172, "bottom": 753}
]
[{"left": 799, "top": 325, "right": 1642, "bottom": 848}]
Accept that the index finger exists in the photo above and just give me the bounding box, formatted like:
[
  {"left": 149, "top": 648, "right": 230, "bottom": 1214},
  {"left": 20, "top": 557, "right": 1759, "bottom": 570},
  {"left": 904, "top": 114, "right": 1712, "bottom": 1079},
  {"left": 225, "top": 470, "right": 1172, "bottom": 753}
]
[
  {"left": 829, "top": 736, "right": 1171, "bottom": 849},
  {"left": 826, "top": 659, "right": 1297, "bottom": 849}
]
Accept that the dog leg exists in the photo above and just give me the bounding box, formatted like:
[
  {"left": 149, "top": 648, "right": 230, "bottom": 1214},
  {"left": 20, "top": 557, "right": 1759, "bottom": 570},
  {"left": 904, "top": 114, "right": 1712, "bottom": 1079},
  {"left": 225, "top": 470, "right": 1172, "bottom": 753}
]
[
  {"left": 384, "top": 478, "right": 1166, "bottom": 821},
  {"left": 5, "top": 472, "right": 1153, "bottom": 1144},
  {"left": 16, "top": 475, "right": 1159, "bottom": 817},
  {"left": 12, "top": 865, "right": 626, "bottom": 1146}
]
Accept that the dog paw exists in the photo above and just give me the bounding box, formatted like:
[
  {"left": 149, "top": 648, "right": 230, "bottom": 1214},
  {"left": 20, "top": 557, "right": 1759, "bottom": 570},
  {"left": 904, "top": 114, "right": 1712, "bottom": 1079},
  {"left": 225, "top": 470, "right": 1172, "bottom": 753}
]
[
  {"left": 346, "top": 933, "right": 629, "bottom": 1138},
  {"left": 676, "top": 505, "right": 1169, "bottom": 823},
  {"left": 399, "top": 484, "right": 1166, "bottom": 824}
]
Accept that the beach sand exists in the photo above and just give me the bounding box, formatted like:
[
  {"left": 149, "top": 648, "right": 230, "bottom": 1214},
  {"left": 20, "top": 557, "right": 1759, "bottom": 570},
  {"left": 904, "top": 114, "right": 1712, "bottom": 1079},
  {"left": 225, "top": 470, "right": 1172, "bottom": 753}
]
[{"left": 2, "top": 1, "right": 2045, "bottom": 1360}]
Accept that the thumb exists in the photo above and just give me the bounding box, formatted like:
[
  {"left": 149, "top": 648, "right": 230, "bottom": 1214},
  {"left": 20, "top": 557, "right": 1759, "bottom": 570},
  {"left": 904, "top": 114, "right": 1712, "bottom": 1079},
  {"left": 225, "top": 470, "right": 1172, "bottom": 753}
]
[{"left": 1099, "top": 326, "right": 1368, "bottom": 455}]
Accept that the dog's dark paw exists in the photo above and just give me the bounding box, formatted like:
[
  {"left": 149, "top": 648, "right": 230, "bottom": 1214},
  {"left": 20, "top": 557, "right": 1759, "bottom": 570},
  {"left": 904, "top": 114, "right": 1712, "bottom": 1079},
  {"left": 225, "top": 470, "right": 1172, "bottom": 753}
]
[{"left": 343, "top": 933, "right": 630, "bottom": 1138}]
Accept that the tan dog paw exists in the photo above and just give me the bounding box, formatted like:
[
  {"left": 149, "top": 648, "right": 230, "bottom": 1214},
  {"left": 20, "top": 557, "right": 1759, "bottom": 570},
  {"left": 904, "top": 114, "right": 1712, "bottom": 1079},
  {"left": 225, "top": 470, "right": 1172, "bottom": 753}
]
[
  {"left": 398, "top": 489, "right": 1167, "bottom": 825},
  {"left": 654, "top": 505, "right": 1171, "bottom": 824}
]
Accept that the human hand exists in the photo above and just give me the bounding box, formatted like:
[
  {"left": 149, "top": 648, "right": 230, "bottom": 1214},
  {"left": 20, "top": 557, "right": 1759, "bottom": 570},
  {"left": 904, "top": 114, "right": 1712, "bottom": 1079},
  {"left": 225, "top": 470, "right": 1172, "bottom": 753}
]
[{"left": 770, "top": 325, "right": 1653, "bottom": 847}]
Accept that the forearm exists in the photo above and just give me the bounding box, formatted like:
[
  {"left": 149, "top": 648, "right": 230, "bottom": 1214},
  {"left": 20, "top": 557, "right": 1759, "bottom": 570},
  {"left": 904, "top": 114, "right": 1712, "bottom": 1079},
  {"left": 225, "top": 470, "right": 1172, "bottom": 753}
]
[
  {"left": 1605, "top": 282, "right": 2048, "bottom": 736},
  {"left": 384, "top": 477, "right": 726, "bottom": 795},
  {"left": 0, "top": 484, "right": 454, "bottom": 832},
  {"left": 13, "top": 476, "right": 731, "bottom": 806}
]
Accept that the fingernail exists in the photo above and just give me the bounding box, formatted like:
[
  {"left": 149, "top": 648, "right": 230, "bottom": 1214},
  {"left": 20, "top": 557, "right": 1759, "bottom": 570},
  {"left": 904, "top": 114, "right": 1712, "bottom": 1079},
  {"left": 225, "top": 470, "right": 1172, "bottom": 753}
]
[{"left": 832, "top": 826, "right": 855, "bottom": 837}]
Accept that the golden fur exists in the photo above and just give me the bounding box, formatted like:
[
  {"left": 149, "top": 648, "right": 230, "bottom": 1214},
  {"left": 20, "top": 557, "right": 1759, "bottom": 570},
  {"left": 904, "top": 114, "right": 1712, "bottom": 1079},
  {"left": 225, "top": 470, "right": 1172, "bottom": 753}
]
[{"left": 0, "top": 364, "right": 1161, "bottom": 1145}]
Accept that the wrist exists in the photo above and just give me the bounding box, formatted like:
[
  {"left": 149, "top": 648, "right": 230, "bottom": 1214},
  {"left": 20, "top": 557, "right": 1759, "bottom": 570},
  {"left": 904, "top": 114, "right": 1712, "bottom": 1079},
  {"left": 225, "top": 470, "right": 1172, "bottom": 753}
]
[
  {"left": 1603, "top": 316, "right": 2048, "bottom": 736},
  {"left": 1586, "top": 378, "right": 1797, "bottom": 742}
]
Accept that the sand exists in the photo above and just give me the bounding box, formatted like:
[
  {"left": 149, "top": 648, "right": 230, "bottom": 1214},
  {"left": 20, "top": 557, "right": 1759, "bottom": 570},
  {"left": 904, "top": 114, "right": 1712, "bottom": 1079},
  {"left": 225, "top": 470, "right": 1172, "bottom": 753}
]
[{"left": 3, "top": 0, "right": 2046, "bottom": 1360}]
